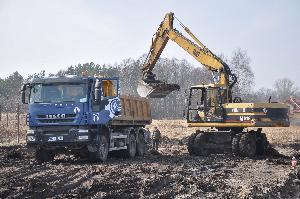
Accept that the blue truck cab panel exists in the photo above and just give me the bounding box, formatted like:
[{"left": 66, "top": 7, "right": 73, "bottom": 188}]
[{"left": 21, "top": 75, "right": 121, "bottom": 146}]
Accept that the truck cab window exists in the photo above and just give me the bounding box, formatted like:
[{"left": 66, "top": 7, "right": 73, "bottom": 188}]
[
  {"left": 102, "top": 80, "right": 118, "bottom": 98},
  {"left": 30, "top": 84, "right": 42, "bottom": 103}
]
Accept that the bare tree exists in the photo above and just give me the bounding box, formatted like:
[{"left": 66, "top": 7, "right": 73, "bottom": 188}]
[
  {"left": 251, "top": 87, "right": 275, "bottom": 102},
  {"left": 229, "top": 48, "right": 254, "bottom": 101},
  {"left": 273, "top": 78, "right": 299, "bottom": 101}
]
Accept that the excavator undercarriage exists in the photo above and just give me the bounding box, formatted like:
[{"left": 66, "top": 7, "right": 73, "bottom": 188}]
[{"left": 187, "top": 128, "right": 269, "bottom": 157}]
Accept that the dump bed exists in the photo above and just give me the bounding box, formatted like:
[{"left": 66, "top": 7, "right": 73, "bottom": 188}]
[{"left": 111, "top": 95, "right": 152, "bottom": 126}]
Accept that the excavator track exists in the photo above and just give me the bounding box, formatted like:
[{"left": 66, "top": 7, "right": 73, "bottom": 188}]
[
  {"left": 232, "top": 133, "right": 243, "bottom": 156},
  {"left": 187, "top": 132, "right": 199, "bottom": 156},
  {"left": 239, "top": 133, "right": 257, "bottom": 157},
  {"left": 188, "top": 130, "right": 270, "bottom": 157}
]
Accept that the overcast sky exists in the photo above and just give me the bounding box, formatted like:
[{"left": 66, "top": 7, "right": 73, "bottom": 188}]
[{"left": 0, "top": 0, "right": 299, "bottom": 89}]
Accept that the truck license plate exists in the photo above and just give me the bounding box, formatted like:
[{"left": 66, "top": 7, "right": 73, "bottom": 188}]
[{"left": 48, "top": 136, "right": 63, "bottom": 141}]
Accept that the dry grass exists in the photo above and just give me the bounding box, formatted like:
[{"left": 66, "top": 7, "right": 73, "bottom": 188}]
[
  {"left": 263, "top": 126, "right": 300, "bottom": 145},
  {"left": 147, "top": 120, "right": 197, "bottom": 140},
  {"left": 148, "top": 119, "right": 300, "bottom": 145},
  {"left": 1, "top": 115, "right": 300, "bottom": 146},
  {"left": 0, "top": 113, "right": 27, "bottom": 145}
]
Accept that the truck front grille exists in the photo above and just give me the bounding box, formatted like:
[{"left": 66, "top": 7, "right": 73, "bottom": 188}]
[{"left": 37, "top": 114, "right": 77, "bottom": 124}]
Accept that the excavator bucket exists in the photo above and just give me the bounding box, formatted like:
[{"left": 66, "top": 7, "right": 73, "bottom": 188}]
[{"left": 137, "top": 80, "right": 180, "bottom": 98}]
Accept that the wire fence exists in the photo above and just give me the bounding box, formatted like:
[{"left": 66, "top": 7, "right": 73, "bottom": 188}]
[{"left": 0, "top": 103, "right": 27, "bottom": 145}]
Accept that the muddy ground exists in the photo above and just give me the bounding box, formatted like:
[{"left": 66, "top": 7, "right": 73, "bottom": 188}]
[
  {"left": 1, "top": 142, "right": 300, "bottom": 199},
  {"left": 1, "top": 120, "right": 300, "bottom": 198}
]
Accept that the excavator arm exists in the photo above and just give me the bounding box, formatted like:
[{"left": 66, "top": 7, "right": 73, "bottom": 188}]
[
  {"left": 138, "top": 13, "right": 180, "bottom": 98},
  {"left": 138, "top": 12, "right": 236, "bottom": 98}
]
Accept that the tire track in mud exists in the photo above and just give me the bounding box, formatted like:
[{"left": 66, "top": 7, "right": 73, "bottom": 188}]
[
  {"left": 2, "top": 166, "right": 84, "bottom": 198},
  {"left": 72, "top": 165, "right": 144, "bottom": 198},
  {"left": 40, "top": 169, "right": 98, "bottom": 198},
  {"left": 0, "top": 144, "right": 299, "bottom": 198},
  {"left": 0, "top": 163, "right": 47, "bottom": 184}
]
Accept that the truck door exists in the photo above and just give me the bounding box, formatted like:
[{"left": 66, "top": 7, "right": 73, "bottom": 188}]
[{"left": 91, "top": 78, "right": 121, "bottom": 125}]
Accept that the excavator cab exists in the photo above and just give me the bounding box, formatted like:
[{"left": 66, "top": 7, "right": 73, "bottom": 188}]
[{"left": 187, "top": 85, "right": 226, "bottom": 123}]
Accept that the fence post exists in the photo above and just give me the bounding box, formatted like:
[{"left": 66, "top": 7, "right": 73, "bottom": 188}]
[
  {"left": 0, "top": 105, "right": 1, "bottom": 121},
  {"left": 6, "top": 112, "right": 8, "bottom": 127},
  {"left": 17, "top": 103, "right": 20, "bottom": 143}
]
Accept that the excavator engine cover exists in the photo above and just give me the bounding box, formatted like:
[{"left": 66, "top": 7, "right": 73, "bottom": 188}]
[{"left": 137, "top": 80, "right": 180, "bottom": 98}]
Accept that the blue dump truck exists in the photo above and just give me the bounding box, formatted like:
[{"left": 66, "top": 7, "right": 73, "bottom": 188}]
[{"left": 21, "top": 75, "right": 152, "bottom": 162}]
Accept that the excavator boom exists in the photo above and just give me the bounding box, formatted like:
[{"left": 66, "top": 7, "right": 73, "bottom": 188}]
[
  {"left": 137, "top": 13, "right": 179, "bottom": 98},
  {"left": 138, "top": 12, "right": 236, "bottom": 98}
]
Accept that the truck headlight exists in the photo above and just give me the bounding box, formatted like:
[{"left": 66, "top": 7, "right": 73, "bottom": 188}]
[
  {"left": 27, "top": 135, "right": 36, "bottom": 142},
  {"left": 78, "top": 129, "right": 89, "bottom": 133},
  {"left": 27, "top": 129, "right": 35, "bottom": 134},
  {"left": 78, "top": 135, "right": 89, "bottom": 140}
]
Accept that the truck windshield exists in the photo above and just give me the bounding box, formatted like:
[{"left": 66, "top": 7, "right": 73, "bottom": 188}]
[{"left": 30, "top": 83, "right": 87, "bottom": 103}]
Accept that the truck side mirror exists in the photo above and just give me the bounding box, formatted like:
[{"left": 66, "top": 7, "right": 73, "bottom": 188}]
[
  {"left": 21, "top": 83, "right": 30, "bottom": 104},
  {"left": 94, "top": 79, "right": 101, "bottom": 102}
]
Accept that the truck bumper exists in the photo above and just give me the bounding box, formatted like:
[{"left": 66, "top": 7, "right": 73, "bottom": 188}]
[{"left": 26, "top": 128, "right": 92, "bottom": 147}]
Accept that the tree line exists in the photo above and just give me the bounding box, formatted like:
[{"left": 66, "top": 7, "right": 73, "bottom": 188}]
[{"left": 0, "top": 49, "right": 299, "bottom": 118}]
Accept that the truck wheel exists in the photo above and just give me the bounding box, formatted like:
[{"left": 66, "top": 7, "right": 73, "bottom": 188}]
[
  {"left": 74, "top": 148, "right": 89, "bottom": 159},
  {"left": 97, "top": 134, "right": 109, "bottom": 162},
  {"left": 187, "top": 132, "right": 199, "bottom": 156},
  {"left": 256, "top": 133, "right": 268, "bottom": 155},
  {"left": 90, "top": 134, "right": 109, "bottom": 162},
  {"left": 136, "top": 132, "right": 145, "bottom": 156},
  {"left": 239, "top": 133, "right": 256, "bottom": 157},
  {"left": 35, "top": 148, "right": 54, "bottom": 162},
  {"left": 232, "top": 133, "right": 243, "bottom": 155},
  {"left": 126, "top": 133, "right": 137, "bottom": 158}
]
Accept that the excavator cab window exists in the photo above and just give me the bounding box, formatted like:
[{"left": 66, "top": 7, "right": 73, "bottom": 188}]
[
  {"left": 206, "top": 88, "right": 224, "bottom": 122},
  {"left": 187, "top": 87, "right": 224, "bottom": 123},
  {"left": 187, "top": 88, "right": 206, "bottom": 122}
]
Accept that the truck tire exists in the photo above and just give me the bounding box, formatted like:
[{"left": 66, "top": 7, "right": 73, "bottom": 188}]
[
  {"left": 256, "top": 133, "right": 268, "bottom": 155},
  {"left": 232, "top": 133, "right": 243, "bottom": 155},
  {"left": 35, "top": 148, "right": 54, "bottom": 162},
  {"left": 187, "top": 132, "right": 199, "bottom": 156},
  {"left": 239, "top": 133, "right": 256, "bottom": 157},
  {"left": 126, "top": 133, "right": 137, "bottom": 158},
  {"left": 74, "top": 148, "right": 89, "bottom": 159},
  {"left": 136, "top": 132, "right": 145, "bottom": 156},
  {"left": 89, "top": 134, "right": 109, "bottom": 162}
]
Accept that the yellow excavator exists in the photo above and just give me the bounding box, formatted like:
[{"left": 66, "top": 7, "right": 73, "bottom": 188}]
[{"left": 138, "top": 12, "right": 290, "bottom": 157}]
